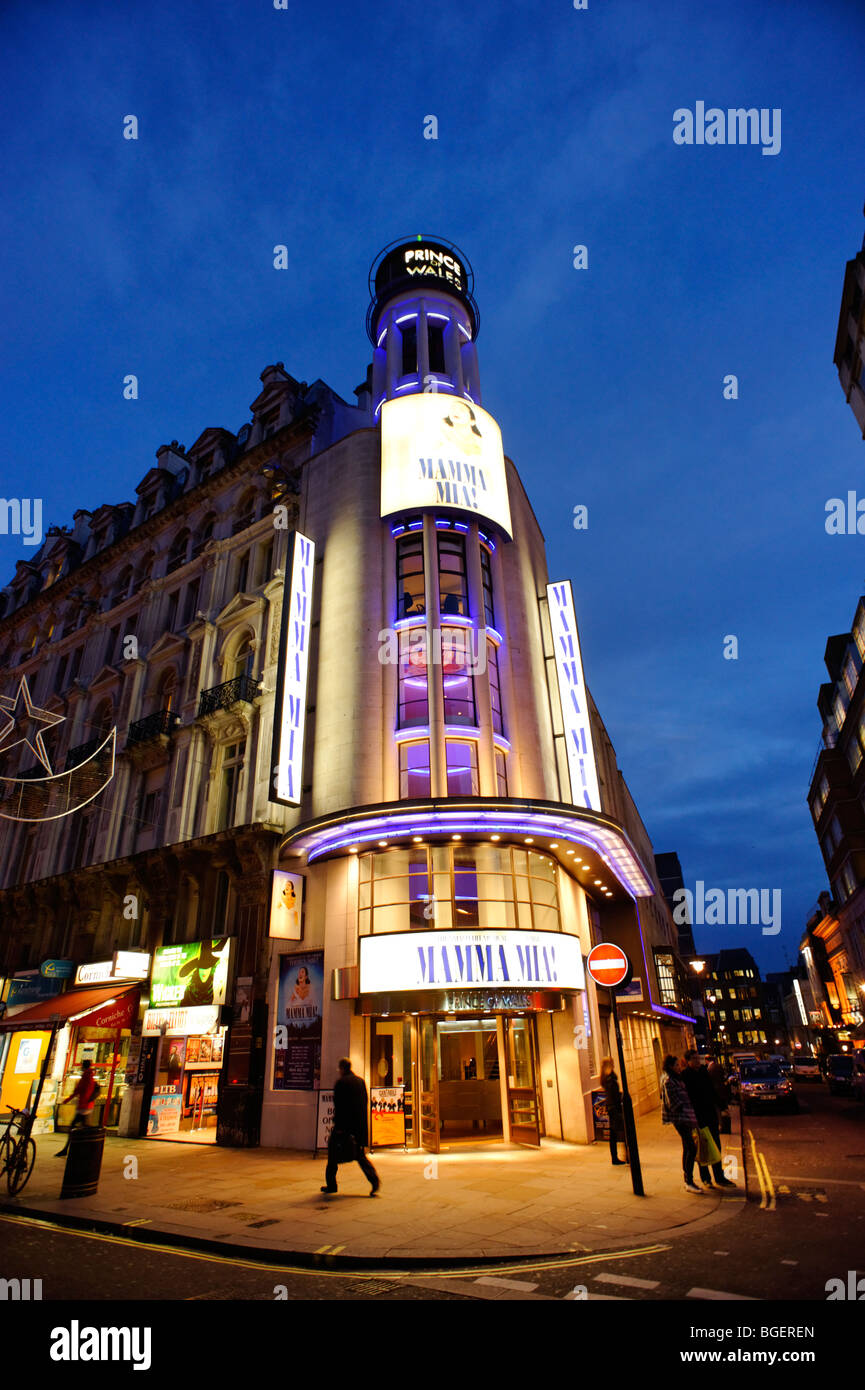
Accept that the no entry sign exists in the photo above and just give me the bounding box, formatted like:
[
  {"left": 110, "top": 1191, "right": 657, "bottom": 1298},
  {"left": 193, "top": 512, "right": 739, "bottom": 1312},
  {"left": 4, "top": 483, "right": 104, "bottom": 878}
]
[{"left": 586, "top": 942, "right": 630, "bottom": 990}]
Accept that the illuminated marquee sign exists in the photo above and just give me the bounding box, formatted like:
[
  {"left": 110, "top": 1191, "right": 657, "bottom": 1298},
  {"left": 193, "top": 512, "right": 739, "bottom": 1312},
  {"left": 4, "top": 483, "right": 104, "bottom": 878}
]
[
  {"left": 142, "top": 1005, "right": 220, "bottom": 1037},
  {"left": 401, "top": 244, "right": 465, "bottom": 291},
  {"left": 359, "top": 929, "right": 585, "bottom": 995},
  {"left": 380, "top": 394, "right": 512, "bottom": 538},
  {"left": 546, "top": 580, "right": 601, "bottom": 812},
  {"left": 271, "top": 531, "right": 315, "bottom": 805},
  {"left": 74, "top": 952, "right": 151, "bottom": 986}
]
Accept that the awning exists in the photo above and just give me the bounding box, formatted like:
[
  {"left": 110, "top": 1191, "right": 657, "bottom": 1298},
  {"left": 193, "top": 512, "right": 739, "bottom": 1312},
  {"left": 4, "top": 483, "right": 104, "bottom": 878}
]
[{"left": 0, "top": 984, "right": 140, "bottom": 1032}]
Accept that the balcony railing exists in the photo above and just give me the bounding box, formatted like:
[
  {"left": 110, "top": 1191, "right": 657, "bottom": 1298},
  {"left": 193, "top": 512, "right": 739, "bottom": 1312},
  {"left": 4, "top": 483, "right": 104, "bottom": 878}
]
[
  {"left": 65, "top": 737, "right": 104, "bottom": 770},
  {"left": 197, "top": 675, "right": 260, "bottom": 718},
  {"left": 127, "top": 708, "right": 180, "bottom": 747}
]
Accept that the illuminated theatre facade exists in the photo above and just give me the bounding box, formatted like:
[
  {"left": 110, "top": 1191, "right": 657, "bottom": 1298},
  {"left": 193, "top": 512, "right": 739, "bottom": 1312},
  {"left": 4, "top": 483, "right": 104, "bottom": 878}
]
[{"left": 263, "top": 238, "right": 692, "bottom": 1151}]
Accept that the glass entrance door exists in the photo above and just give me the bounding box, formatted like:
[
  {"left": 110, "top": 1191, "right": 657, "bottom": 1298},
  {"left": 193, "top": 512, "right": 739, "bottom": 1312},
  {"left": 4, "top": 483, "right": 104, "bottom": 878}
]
[
  {"left": 419, "top": 1015, "right": 440, "bottom": 1153},
  {"left": 503, "top": 1016, "right": 541, "bottom": 1146}
]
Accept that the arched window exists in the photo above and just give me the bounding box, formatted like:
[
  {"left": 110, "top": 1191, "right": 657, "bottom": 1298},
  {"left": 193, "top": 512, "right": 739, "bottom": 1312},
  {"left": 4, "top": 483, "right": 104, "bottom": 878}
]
[
  {"left": 92, "top": 699, "right": 113, "bottom": 737},
  {"left": 193, "top": 513, "right": 217, "bottom": 557},
  {"left": 166, "top": 530, "right": 190, "bottom": 574},
  {"left": 229, "top": 633, "right": 255, "bottom": 682},
  {"left": 157, "top": 667, "right": 178, "bottom": 713},
  {"left": 110, "top": 566, "right": 133, "bottom": 609},
  {"left": 233, "top": 490, "right": 258, "bottom": 535}
]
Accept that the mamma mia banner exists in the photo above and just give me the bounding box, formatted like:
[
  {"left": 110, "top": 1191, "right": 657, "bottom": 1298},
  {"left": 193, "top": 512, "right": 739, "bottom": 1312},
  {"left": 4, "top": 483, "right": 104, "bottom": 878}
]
[{"left": 359, "top": 929, "right": 585, "bottom": 995}]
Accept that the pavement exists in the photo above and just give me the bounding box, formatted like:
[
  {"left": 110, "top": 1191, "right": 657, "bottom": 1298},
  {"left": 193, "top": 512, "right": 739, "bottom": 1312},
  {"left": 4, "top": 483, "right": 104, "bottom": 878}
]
[{"left": 2, "top": 1110, "right": 746, "bottom": 1266}]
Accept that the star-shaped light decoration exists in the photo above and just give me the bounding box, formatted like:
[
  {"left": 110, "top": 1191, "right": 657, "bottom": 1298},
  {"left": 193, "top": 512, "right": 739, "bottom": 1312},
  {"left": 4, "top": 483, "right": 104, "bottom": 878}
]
[{"left": 0, "top": 675, "right": 65, "bottom": 775}]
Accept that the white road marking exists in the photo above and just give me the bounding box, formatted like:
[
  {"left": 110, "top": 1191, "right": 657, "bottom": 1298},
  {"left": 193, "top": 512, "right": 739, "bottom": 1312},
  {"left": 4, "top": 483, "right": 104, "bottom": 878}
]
[
  {"left": 594, "top": 1272, "right": 660, "bottom": 1290},
  {"left": 474, "top": 1276, "right": 539, "bottom": 1292},
  {"left": 687, "top": 1288, "right": 757, "bottom": 1301}
]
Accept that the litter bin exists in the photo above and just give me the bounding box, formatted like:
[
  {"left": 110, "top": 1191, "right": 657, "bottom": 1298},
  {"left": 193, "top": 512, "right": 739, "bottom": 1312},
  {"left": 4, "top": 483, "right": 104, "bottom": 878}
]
[{"left": 60, "top": 1125, "right": 106, "bottom": 1199}]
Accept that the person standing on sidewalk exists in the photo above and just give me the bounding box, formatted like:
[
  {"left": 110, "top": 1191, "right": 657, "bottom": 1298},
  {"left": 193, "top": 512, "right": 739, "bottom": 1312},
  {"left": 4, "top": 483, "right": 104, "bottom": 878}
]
[
  {"left": 599, "top": 1057, "right": 627, "bottom": 1166},
  {"left": 321, "top": 1058, "right": 380, "bottom": 1197},
  {"left": 54, "top": 1060, "right": 99, "bottom": 1156},
  {"left": 660, "top": 1055, "right": 701, "bottom": 1194},
  {"left": 683, "top": 1050, "right": 736, "bottom": 1190}
]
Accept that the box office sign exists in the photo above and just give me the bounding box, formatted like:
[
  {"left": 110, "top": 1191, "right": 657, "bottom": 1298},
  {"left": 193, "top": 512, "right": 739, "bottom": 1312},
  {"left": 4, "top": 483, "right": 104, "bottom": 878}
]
[
  {"left": 359, "top": 929, "right": 585, "bottom": 995},
  {"left": 150, "top": 939, "right": 231, "bottom": 1009},
  {"left": 380, "top": 394, "right": 513, "bottom": 538}
]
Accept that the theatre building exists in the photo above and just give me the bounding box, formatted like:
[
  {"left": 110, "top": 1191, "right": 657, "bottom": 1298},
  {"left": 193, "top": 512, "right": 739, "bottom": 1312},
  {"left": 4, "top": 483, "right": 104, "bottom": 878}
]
[
  {"left": 262, "top": 239, "right": 693, "bottom": 1150},
  {"left": 0, "top": 237, "right": 692, "bottom": 1153}
]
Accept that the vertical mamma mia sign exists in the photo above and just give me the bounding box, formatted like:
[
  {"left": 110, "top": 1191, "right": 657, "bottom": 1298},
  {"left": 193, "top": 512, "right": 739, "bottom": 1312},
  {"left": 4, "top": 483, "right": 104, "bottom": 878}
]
[
  {"left": 546, "top": 580, "right": 601, "bottom": 812},
  {"left": 271, "top": 532, "right": 315, "bottom": 805}
]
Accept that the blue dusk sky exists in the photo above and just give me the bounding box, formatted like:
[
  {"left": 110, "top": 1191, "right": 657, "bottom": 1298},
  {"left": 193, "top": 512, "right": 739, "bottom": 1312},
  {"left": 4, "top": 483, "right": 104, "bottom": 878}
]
[{"left": 1, "top": 0, "right": 864, "bottom": 972}]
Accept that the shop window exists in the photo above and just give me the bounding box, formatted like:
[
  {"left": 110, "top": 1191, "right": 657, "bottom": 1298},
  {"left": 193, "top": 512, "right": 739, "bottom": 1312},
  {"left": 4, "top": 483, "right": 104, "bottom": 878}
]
[
  {"left": 488, "top": 639, "right": 503, "bottom": 735},
  {"left": 442, "top": 627, "right": 476, "bottom": 725},
  {"left": 445, "top": 739, "right": 479, "bottom": 796},
  {"left": 480, "top": 544, "right": 495, "bottom": 627},
  {"left": 494, "top": 748, "right": 508, "bottom": 797},
  {"left": 396, "top": 533, "right": 425, "bottom": 618},
  {"left": 398, "top": 630, "right": 429, "bottom": 727},
  {"left": 437, "top": 531, "right": 469, "bottom": 616},
  {"left": 399, "top": 740, "right": 431, "bottom": 798}
]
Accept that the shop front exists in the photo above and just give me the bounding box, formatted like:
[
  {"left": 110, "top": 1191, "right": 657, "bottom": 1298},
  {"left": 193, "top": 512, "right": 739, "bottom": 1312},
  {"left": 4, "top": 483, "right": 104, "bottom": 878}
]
[
  {"left": 140, "top": 938, "right": 233, "bottom": 1143},
  {"left": 359, "top": 928, "right": 585, "bottom": 1151}
]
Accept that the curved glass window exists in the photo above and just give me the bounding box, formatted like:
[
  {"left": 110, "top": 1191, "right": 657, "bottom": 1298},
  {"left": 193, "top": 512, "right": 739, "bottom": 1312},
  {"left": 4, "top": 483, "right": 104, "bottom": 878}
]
[
  {"left": 396, "top": 533, "right": 425, "bottom": 619},
  {"left": 437, "top": 531, "right": 469, "bottom": 616},
  {"left": 358, "top": 845, "right": 560, "bottom": 935}
]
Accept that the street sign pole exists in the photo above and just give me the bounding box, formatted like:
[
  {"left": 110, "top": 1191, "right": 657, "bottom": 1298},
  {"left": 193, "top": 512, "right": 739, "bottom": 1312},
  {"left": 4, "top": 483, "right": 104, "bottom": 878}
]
[{"left": 610, "top": 988, "right": 644, "bottom": 1197}]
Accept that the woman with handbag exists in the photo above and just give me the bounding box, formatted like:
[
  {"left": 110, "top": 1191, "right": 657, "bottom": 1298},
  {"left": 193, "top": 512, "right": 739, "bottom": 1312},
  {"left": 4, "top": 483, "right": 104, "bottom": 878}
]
[
  {"left": 321, "top": 1058, "right": 380, "bottom": 1196},
  {"left": 599, "top": 1057, "right": 628, "bottom": 1166},
  {"left": 659, "top": 1055, "right": 702, "bottom": 1194}
]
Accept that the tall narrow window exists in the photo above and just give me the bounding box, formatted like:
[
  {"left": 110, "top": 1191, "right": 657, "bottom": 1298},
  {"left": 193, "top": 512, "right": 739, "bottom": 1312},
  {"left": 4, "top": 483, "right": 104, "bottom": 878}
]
[
  {"left": 480, "top": 544, "right": 495, "bottom": 627},
  {"left": 236, "top": 550, "right": 250, "bottom": 594},
  {"left": 453, "top": 847, "right": 479, "bottom": 926},
  {"left": 494, "top": 748, "right": 508, "bottom": 797},
  {"left": 428, "top": 321, "right": 446, "bottom": 374},
  {"left": 398, "top": 630, "right": 429, "bottom": 727},
  {"left": 487, "top": 639, "right": 503, "bottom": 735},
  {"left": 396, "top": 533, "right": 425, "bottom": 618},
  {"left": 409, "top": 852, "right": 432, "bottom": 926},
  {"left": 399, "top": 741, "right": 431, "bottom": 798},
  {"left": 166, "top": 589, "right": 180, "bottom": 631},
  {"left": 401, "top": 320, "right": 417, "bottom": 375},
  {"left": 219, "top": 740, "right": 246, "bottom": 830},
  {"left": 437, "top": 531, "right": 469, "bottom": 616},
  {"left": 445, "top": 739, "right": 479, "bottom": 796},
  {"left": 182, "top": 578, "right": 200, "bottom": 627},
  {"left": 442, "top": 627, "right": 476, "bottom": 725}
]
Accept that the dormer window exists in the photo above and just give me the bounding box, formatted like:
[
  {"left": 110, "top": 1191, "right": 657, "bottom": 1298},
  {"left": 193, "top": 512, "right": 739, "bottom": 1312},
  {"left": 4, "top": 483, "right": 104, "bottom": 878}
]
[{"left": 261, "top": 408, "right": 280, "bottom": 438}]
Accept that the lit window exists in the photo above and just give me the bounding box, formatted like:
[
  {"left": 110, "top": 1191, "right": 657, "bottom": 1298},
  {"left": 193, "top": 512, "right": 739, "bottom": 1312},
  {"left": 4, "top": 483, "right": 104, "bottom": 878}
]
[
  {"left": 445, "top": 739, "right": 479, "bottom": 796},
  {"left": 442, "top": 627, "right": 476, "bottom": 724},
  {"left": 488, "top": 639, "right": 503, "bottom": 735},
  {"left": 437, "top": 531, "right": 469, "bottom": 616},
  {"left": 494, "top": 748, "right": 508, "bottom": 797},
  {"left": 396, "top": 533, "right": 425, "bottom": 619},
  {"left": 399, "top": 741, "right": 431, "bottom": 798},
  {"left": 480, "top": 543, "right": 495, "bottom": 627},
  {"left": 398, "top": 630, "right": 429, "bottom": 728}
]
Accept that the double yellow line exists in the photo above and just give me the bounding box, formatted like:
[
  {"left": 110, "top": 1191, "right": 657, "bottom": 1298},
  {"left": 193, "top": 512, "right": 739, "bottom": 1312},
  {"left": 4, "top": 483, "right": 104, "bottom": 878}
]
[{"left": 747, "top": 1130, "right": 775, "bottom": 1210}]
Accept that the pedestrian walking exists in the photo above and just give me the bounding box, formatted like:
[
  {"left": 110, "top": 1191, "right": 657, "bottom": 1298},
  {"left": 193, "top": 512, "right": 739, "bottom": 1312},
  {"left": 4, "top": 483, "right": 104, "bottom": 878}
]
[
  {"left": 599, "top": 1057, "right": 627, "bottom": 1165},
  {"left": 54, "top": 1059, "right": 99, "bottom": 1156},
  {"left": 321, "top": 1057, "right": 380, "bottom": 1196},
  {"left": 684, "top": 1050, "right": 736, "bottom": 1189},
  {"left": 660, "top": 1055, "right": 701, "bottom": 1194}
]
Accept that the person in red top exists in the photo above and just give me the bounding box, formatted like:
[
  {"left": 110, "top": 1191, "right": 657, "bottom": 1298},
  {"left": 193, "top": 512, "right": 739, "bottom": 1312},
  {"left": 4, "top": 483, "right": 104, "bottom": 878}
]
[{"left": 54, "top": 1059, "right": 99, "bottom": 1156}]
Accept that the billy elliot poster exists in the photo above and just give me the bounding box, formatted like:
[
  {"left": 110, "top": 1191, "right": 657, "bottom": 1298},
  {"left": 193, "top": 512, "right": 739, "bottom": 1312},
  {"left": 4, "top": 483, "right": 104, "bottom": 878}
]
[{"left": 273, "top": 950, "right": 324, "bottom": 1091}]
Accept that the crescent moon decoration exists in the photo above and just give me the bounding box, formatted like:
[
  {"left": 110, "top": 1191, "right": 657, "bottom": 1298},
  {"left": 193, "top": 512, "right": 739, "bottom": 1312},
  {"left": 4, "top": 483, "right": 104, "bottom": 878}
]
[{"left": 0, "top": 674, "right": 117, "bottom": 822}]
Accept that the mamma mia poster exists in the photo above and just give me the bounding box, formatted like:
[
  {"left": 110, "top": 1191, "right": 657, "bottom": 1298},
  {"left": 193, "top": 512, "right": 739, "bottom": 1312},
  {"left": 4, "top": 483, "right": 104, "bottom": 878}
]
[{"left": 273, "top": 950, "right": 324, "bottom": 1091}]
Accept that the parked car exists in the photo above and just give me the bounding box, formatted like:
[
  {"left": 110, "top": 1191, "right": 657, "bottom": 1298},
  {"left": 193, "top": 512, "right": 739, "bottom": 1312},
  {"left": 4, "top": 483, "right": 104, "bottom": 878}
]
[
  {"left": 824, "top": 1054, "right": 855, "bottom": 1096},
  {"left": 791, "top": 1056, "right": 822, "bottom": 1081},
  {"left": 851, "top": 1055, "right": 865, "bottom": 1103},
  {"left": 738, "top": 1061, "right": 799, "bottom": 1114}
]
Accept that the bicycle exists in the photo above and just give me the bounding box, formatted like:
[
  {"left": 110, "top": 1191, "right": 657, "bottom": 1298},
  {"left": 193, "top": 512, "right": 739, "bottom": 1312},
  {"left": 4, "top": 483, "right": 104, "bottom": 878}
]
[{"left": 0, "top": 1107, "right": 36, "bottom": 1195}]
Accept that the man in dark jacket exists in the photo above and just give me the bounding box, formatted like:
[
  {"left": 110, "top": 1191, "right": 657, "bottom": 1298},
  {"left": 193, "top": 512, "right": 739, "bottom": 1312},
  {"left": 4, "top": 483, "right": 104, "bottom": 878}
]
[
  {"left": 322, "top": 1058, "right": 380, "bottom": 1196},
  {"left": 683, "top": 1050, "right": 736, "bottom": 1189}
]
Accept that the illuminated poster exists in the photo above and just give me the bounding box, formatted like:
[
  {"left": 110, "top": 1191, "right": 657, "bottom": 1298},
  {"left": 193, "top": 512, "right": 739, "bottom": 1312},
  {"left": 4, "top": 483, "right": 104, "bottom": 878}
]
[
  {"left": 150, "top": 939, "right": 231, "bottom": 1009},
  {"left": 546, "top": 580, "right": 602, "bottom": 811},
  {"left": 273, "top": 951, "right": 324, "bottom": 1091},
  {"left": 270, "top": 531, "right": 315, "bottom": 806},
  {"left": 269, "top": 870, "right": 304, "bottom": 940},
  {"left": 381, "top": 394, "right": 512, "bottom": 538},
  {"left": 370, "top": 1086, "right": 405, "bottom": 1147}
]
